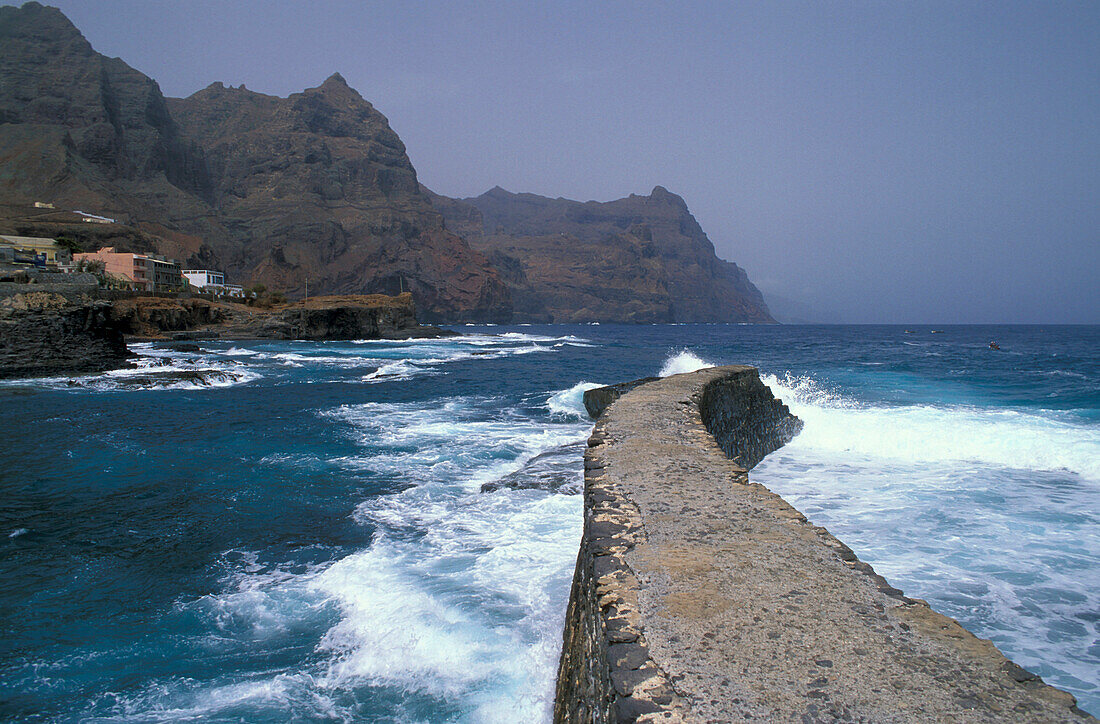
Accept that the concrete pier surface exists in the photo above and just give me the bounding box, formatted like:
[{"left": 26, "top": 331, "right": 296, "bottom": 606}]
[{"left": 554, "top": 366, "right": 1094, "bottom": 723}]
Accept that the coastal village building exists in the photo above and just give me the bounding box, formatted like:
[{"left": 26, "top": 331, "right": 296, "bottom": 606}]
[
  {"left": 73, "top": 247, "right": 183, "bottom": 292},
  {"left": 183, "top": 269, "right": 246, "bottom": 297},
  {"left": 183, "top": 269, "right": 224, "bottom": 289},
  {"left": 0, "top": 235, "right": 68, "bottom": 268}
]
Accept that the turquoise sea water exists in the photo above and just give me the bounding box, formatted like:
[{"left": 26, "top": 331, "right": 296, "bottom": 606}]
[{"left": 1, "top": 324, "right": 1097, "bottom": 721}]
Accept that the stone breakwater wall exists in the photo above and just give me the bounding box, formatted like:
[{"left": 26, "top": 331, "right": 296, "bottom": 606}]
[{"left": 553, "top": 366, "right": 1093, "bottom": 723}]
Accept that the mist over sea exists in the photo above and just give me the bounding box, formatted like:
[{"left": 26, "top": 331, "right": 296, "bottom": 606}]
[{"left": 1, "top": 324, "right": 1097, "bottom": 721}]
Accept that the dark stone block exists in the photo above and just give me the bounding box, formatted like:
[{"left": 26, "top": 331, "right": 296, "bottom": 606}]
[
  {"left": 607, "top": 642, "right": 649, "bottom": 671},
  {"left": 614, "top": 695, "right": 662, "bottom": 722}
]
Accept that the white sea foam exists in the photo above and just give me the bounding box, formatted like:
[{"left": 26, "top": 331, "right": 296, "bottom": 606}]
[
  {"left": 658, "top": 349, "right": 714, "bottom": 377},
  {"left": 162, "top": 388, "right": 594, "bottom": 721},
  {"left": 761, "top": 372, "right": 1100, "bottom": 482},
  {"left": 16, "top": 354, "right": 262, "bottom": 392},
  {"left": 221, "top": 347, "right": 261, "bottom": 357},
  {"left": 753, "top": 370, "right": 1100, "bottom": 707},
  {"left": 360, "top": 359, "right": 428, "bottom": 383},
  {"left": 547, "top": 382, "right": 604, "bottom": 418}
]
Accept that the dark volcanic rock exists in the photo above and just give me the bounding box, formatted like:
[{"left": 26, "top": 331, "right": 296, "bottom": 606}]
[
  {"left": 0, "top": 292, "right": 133, "bottom": 378},
  {"left": 239, "top": 294, "right": 453, "bottom": 341},
  {"left": 0, "top": 5, "right": 510, "bottom": 322},
  {"left": 109, "top": 292, "right": 451, "bottom": 341},
  {"left": 76, "top": 368, "right": 238, "bottom": 389},
  {"left": 432, "top": 186, "right": 774, "bottom": 324},
  {"left": 109, "top": 297, "right": 227, "bottom": 336},
  {"left": 481, "top": 441, "right": 585, "bottom": 493}
]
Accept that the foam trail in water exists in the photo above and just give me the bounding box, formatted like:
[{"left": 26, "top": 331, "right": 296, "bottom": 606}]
[
  {"left": 315, "top": 393, "right": 589, "bottom": 720},
  {"left": 140, "top": 386, "right": 594, "bottom": 722}
]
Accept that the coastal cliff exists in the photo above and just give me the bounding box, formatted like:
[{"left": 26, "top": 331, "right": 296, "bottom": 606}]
[
  {"left": 0, "top": 291, "right": 447, "bottom": 379},
  {"left": 0, "top": 291, "right": 132, "bottom": 378},
  {"left": 432, "top": 187, "right": 774, "bottom": 324},
  {"left": 555, "top": 367, "right": 1092, "bottom": 723}
]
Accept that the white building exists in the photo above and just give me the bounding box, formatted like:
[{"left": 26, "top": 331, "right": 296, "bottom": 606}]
[{"left": 183, "top": 269, "right": 226, "bottom": 291}]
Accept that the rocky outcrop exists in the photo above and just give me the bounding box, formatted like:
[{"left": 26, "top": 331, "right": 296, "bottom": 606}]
[
  {"left": 225, "top": 294, "right": 454, "bottom": 341},
  {"left": 0, "top": 4, "right": 510, "bottom": 322},
  {"left": 0, "top": 291, "right": 133, "bottom": 378},
  {"left": 556, "top": 367, "right": 1092, "bottom": 723},
  {"left": 434, "top": 187, "right": 774, "bottom": 324},
  {"left": 108, "top": 297, "right": 228, "bottom": 336},
  {"left": 110, "top": 293, "right": 450, "bottom": 341}
]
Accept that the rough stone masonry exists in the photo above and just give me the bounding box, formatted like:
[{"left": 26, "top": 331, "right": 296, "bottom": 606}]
[{"left": 554, "top": 365, "right": 1094, "bottom": 723}]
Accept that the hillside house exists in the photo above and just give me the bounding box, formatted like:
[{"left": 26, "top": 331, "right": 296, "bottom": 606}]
[{"left": 73, "top": 247, "right": 183, "bottom": 292}]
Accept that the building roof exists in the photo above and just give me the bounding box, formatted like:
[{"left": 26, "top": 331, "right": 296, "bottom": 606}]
[{"left": 0, "top": 235, "right": 59, "bottom": 246}]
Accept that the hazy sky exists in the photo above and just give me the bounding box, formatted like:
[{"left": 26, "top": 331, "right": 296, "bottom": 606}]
[{"left": 42, "top": 1, "right": 1099, "bottom": 323}]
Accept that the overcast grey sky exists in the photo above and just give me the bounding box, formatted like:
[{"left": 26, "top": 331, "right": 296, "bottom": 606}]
[{"left": 43, "top": 1, "right": 1099, "bottom": 323}]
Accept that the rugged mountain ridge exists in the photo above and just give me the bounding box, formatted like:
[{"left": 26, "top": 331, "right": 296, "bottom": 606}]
[
  {"left": 0, "top": 1, "right": 214, "bottom": 264},
  {"left": 431, "top": 186, "right": 774, "bottom": 323},
  {"left": 0, "top": 2, "right": 509, "bottom": 322},
  {"left": 166, "top": 76, "right": 509, "bottom": 322},
  {"left": 1, "top": 2, "right": 772, "bottom": 324}
]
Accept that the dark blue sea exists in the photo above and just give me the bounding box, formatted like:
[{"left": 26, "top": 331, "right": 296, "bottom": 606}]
[{"left": 1, "top": 324, "right": 1097, "bottom": 721}]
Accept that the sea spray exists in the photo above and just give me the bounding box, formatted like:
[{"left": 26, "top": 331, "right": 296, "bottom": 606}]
[
  {"left": 3, "top": 324, "right": 1096, "bottom": 719},
  {"left": 658, "top": 349, "right": 714, "bottom": 376},
  {"left": 547, "top": 382, "right": 605, "bottom": 418},
  {"left": 761, "top": 371, "right": 1100, "bottom": 481},
  {"left": 754, "top": 368, "right": 1100, "bottom": 708}
]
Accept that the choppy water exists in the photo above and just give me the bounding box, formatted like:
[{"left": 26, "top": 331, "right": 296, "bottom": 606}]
[{"left": 1, "top": 324, "right": 1097, "bottom": 720}]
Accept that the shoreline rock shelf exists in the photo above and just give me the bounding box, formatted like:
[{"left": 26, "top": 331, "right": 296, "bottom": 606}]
[
  {"left": 0, "top": 291, "right": 133, "bottom": 379},
  {"left": 0, "top": 291, "right": 452, "bottom": 379},
  {"left": 554, "top": 366, "right": 1093, "bottom": 723},
  {"left": 111, "top": 293, "right": 454, "bottom": 342}
]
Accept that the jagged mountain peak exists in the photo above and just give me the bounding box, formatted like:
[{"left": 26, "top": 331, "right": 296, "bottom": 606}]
[
  {"left": 0, "top": 2, "right": 86, "bottom": 43},
  {"left": 647, "top": 185, "right": 689, "bottom": 210},
  {"left": 0, "top": 4, "right": 510, "bottom": 322}
]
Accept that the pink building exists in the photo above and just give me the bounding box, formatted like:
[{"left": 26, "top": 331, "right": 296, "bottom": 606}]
[{"left": 73, "top": 247, "right": 183, "bottom": 292}]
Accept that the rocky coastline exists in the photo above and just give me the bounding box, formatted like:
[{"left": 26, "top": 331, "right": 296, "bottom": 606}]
[
  {"left": 0, "top": 291, "right": 451, "bottom": 379},
  {"left": 555, "top": 367, "right": 1093, "bottom": 723},
  {"left": 109, "top": 292, "right": 454, "bottom": 342},
  {"left": 0, "top": 291, "right": 133, "bottom": 379}
]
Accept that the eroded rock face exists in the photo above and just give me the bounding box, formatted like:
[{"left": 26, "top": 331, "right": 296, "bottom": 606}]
[
  {"left": 107, "top": 293, "right": 448, "bottom": 341},
  {"left": 168, "top": 79, "right": 511, "bottom": 322},
  {"left": 0, "top": 292, "right": 133, "bottom": 378},
  {"left": 108, "top": 297, "right": 228, "bottom": 336},
  {"left": 0, "top": 4, "right": 511, "bottom": 323},
  {"left": 0, "top": 1, "right": 216, "bottom": 274},
  {"left": 433, "top": 186, "right": 775, "bottom": 324}
]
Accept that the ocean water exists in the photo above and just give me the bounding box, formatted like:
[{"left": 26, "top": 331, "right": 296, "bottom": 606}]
[{"left": 0, "top": 324, "right": 1096, "bottom": 721}]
